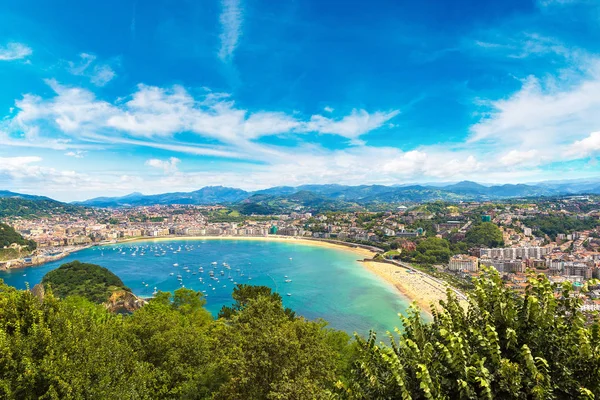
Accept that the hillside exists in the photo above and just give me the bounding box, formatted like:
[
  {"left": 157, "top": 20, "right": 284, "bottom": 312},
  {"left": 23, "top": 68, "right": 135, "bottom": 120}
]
[
  {"left": 0, "top": 223, "right": 36, "bottom": 261},
  {"left": 0, "top": 196, "right": 87, "bottom": 218},
  {"left": 42, "top": 261, "right": 130, "bottom": 304}
]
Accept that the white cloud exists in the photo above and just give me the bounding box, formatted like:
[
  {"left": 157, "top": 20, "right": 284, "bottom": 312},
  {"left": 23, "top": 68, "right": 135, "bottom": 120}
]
[
  {"left": 469, "top": 60, "right": 600, "bottom": 148},
  {"left": 9, "top": 81, "right": 397, "bottom": 147},
  {"left": 569, "top": 131, "right": 600, "bottom": 157},
  {"left": 68, "top": 53, "right": 116, "bottom": 86},
  {"left": 65, "top": 150, "right": 87, "bottom": 158},
  {"left": 145, "top": 157, "right": 181, "bottom": 174},
  {"left": 0, "top": 42, "right": 32, "bottom": 61},
  {"left": 218, "top": 0, "right": 242, "bottom": 62},
  {"left": 305, "top": 109, "right": 400, "bottom": 140},
  {"left": 90, "top": 64, "right": 116, "bottom": 86},
  {"left": 0, "top": 156, "right": 90, "bottom": 188},
  {"left": 499, "top": 149, "right": 540, "bottom": 166}
]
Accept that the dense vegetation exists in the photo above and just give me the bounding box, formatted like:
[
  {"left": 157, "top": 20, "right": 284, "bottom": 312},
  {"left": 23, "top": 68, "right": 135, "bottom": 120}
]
[
  {"left": 0, "top": 267, "right": 599, "bottom": 399},
  {"left": 0, "top": 223, "right": 36, "bottom": 250},
  {"left": 0, "top": 281, "right": 351, "bottom": 399},
  {"left": 0, "top": 197, "right": 86, "bottom": 219},
  {"left": 465, "top": 221, "right": 504, "bottom": 248},
  {"left": 41, "top": 261, "right": 129, "bottom": 303},
  {"left": 0, "top": 223, "right": 36, "bottom": 261},
  {"left": 344, "top": 268, "right": 600, "bottom": 399},
  {"left": 529, "top": 215, "right": 598, "bottom": 240}
]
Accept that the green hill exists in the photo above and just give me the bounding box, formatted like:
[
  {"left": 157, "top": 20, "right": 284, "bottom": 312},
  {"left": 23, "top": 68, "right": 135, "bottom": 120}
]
[
  {"left": 0, "top": 223, "right": 36, "bottom": 261},
  {"left": 42, "top": 261, "right": 129, "bottom": 303},
  {"left": 0, "top": 197, "right": 87, "bottom": 219}
]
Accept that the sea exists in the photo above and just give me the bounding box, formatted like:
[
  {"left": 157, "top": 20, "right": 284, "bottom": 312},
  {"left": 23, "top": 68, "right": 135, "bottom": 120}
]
[{"left": 0, "top": 239, "right": 413, "bottom": 337}]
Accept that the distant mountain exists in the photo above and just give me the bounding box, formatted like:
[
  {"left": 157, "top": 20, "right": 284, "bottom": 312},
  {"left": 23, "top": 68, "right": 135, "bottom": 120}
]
[
  {"left": 57, "top": 177, "right": 600, "bottom": 208},
  {"left": 0, "top": 190, "right": 55, "bottom": 201},
  {"left": 75, "top": 186, "right": 249, "bottom": 207}
]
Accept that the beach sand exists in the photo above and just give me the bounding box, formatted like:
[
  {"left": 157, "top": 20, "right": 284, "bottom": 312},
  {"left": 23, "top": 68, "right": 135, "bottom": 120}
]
[{"left": 362, "top": 261, "right": 467, "bottom": 315}]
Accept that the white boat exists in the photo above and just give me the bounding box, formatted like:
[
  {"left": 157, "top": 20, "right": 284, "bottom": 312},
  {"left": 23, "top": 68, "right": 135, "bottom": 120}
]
[{"left": 286, "top": 293, "right": 292, "bottom": 296}]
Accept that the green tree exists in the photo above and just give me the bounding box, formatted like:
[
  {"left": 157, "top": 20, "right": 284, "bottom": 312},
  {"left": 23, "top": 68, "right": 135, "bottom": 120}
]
[
  {"left": 466, "top": 222, "right": 504, "bottom": 248},
  {"left": 341, "top": 268, "right": 600, "bottom": 399}
]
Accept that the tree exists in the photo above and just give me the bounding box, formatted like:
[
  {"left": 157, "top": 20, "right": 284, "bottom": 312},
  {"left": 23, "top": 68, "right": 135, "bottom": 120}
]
[
  {"left": 466, "top": 222, "right": 504, "bottom": 248},
  {"left": 218, "top": 284, "right": 295, "bottom": 320},
  {"left": 341, "top": 268, "right": 600, "bottom": 399},
  {"left": 41, "top": 260, "right": 129, "bottom": 303},
  {"left": 413, "top": 237, "right": 452, "bottom": 264},
  {"left": 212, "top": 295, "right": 343, "bottom": 399}
]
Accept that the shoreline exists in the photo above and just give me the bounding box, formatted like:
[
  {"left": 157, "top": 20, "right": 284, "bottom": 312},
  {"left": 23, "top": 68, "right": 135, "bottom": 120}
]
[
  {"left": 361, "top": 260, "right": 466, "bottom": 316},
  {"left": 115, "top": 235, "right": 378, "bottom": 259},
  {"left": 2, "top": 235, "right": 458, "bottom": 316}
]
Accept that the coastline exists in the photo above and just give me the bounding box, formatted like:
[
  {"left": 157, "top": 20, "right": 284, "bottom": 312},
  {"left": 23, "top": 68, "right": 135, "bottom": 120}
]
[
  {"left": 361, "top": 260, "right": 466, "bottom": 315},
  {"left": 117, "top": 235, "right": 378, "bottom": 259},
  {"left": 3, "top": 235, "right": 459, "bottom": 316}
]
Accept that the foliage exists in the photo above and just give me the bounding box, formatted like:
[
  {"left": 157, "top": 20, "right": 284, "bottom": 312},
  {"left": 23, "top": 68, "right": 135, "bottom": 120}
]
[
  {"left": 2, "top": 267, "right": 600, "bottom": 399},
  {"left": 412, "top": 237, "right": 452, "bottom": 264},
  {"left": 465, "top": 222, "right": 504, "bottom": 248},
  {"left": 529, "top": 215, "right": 599, "bottom": 240},
  {"left": 0, "top": 280, "right": 354, "bottom": 399},
  {"left": 42, "top": 261, "right": 129, "bottom": 303},
  {"left": 218, "top": 284, "right": 296, "bottom": 319},
  {"left": 341, "top": 267, "right": 600, "bottom": 399},
  {"left": 0, "top": 223, "right": 36, "bottom": 251},
  {"left": 0, "top": 198, "right": 85, "bottom": 219}
]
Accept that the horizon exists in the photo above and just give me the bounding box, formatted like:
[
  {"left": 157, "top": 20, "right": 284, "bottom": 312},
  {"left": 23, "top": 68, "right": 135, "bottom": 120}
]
[
  {"left": 2, "top": 0, "right": 600, "bottom": 201},
  {"left": 4, "top": 177, "right": 600, "bottom": 203}
]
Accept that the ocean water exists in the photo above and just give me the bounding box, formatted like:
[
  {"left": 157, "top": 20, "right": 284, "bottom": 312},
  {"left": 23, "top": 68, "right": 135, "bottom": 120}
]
[{"left": 0, "top": 239, "right": 412, "bottom": 337}]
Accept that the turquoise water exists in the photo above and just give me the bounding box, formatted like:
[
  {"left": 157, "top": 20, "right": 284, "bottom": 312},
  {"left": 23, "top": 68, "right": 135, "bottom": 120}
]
[{"left": 0, "top": 239, "right": 411, "bottom": 337}]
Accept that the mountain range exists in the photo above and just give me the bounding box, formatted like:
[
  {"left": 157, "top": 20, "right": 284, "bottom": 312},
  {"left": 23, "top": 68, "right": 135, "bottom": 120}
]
[{"left": 65, "top": 179, "right": 600, "bottom": 207}]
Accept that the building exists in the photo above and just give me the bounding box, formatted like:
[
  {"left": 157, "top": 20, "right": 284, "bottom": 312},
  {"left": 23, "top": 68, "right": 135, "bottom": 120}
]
[
  {"left": 479, "top": 246, "right": 548, "bottom": 260},
  {"left": 448, "top": 255, "right": 479, "bottom": 272},
  {"left": 480, "top": 259, "right": 524, "bottom": 273}
]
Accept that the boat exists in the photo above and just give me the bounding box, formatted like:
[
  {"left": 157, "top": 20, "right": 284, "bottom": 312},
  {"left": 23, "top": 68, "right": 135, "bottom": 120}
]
[
  {"left": 285, "top": 279, "right": 292, "bottom": 283},
  {"left": 211, "top": 261, "right": 217, "bottom": 266},
  {"left": 170, "top": 272, "right": 174, "bottom": 276},
  {"left": 173, "top": 263, "right": 179, "bottom": 267},
  {"left": 286, "top": 293, "right": 292, "bottom": 296}
]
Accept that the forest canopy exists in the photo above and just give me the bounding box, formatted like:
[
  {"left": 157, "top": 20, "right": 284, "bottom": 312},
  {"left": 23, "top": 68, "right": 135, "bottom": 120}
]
[
  {"left": 0, "top": 267, "right": 599, "bottom": 399},
  {"left": 41, "top": 261, "right": 129, "bottom": 303}
]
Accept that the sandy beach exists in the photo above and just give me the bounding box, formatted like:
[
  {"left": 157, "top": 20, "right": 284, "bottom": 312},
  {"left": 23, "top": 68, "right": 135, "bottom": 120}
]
[{"left": 362, "top": 260, "right": 467, "bottom": 315}]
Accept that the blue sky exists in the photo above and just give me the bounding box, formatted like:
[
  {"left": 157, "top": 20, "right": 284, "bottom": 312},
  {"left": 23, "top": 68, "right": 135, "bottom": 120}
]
[{"left": 1, "top": 0, "right": 600, "bottom": 201}]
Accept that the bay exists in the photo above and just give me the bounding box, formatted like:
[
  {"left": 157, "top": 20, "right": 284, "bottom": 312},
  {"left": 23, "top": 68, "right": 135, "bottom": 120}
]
[{"left": 0, "top": 239, "right": 412, "bottom": 337}]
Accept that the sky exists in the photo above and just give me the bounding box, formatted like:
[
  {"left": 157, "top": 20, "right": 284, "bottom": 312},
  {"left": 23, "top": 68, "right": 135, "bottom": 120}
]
[{"left": 1, "top": 0, "right": 600, "bottom": 201}]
